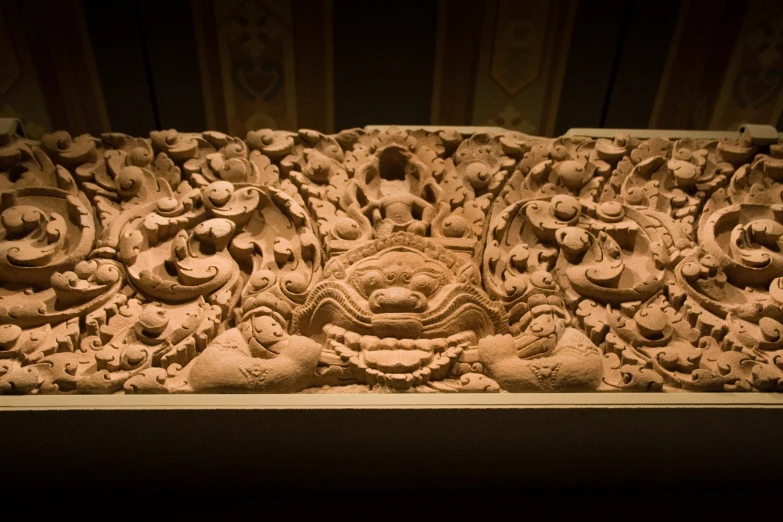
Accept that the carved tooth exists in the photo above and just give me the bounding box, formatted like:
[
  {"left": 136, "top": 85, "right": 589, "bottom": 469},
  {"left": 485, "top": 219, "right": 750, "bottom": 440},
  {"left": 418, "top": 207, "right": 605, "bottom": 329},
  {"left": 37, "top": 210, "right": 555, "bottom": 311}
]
[
  {"left": 376, "top": 373, "right": 390, "bottom": 388},
  {"left": 334, "top": 344, "right": 355, "bottom": 360},
  {"left": 323, "top": 324, "right": 346, "bottom": 342},
  {"left": 415, "top": 339, "right": 433, "bottom": 352},
  {"left": 397, "top": 350, "right": 424, "bottom": 371},
  {"left": 353, "top": 366, "right": 367, "bottom": 381},
  {"left": 360, "top": 335, "right": 380, "bottom": 352},
  {"left": 430, "top": 339, "right": 448, "bottom": 353},
  {"left": 351, "top": 359, "right": 367, "bottom": 381},
  {"left": 322, "top": 324, "right": 337, "bottom": 339},
  {"left": 344, "top": 331, "right": 361, "bottom": 349},
  {"left": 350, "top": 355, "right": 367, "bottom": 370},
  {"left": 379, "top": 337, "right": 398, "bottom": 351},
  {"left": 387, "top": 373, "right": 414, "bottom": 390},
  {"left": 428, "top": 355, "right": 453, "bottom": 380},
  {"left": 398, "top": 339, "right": 416, "bottom": 351},
  {"left": 375, "top": 350, "right": 401, "bottom": 372},
  {"left": 362, "top": 350, "right": 379, "bottom": 367},
  {"left": 413, "top": 366, "right": 432, "bottom": 385},
  {"left": 461, "top": 331, "right": 478, "bottom": 347},
  {"left": 318, "top": 349, "right": 346, "bottom": 367},
  {"left": 329, "top": 325, "right": 346, "bottom": 343},
  {"left": 365, "top": 368, "right": 381, "bottom": 385},
  {"left": 446, "top": 346, "right": 463, "bottom": 359},
  {"left": 446, "top": 334, "right": 462, "bottom": 348},
  {"left": 415, "top": 349, "right": 434, "bottom": 366}
]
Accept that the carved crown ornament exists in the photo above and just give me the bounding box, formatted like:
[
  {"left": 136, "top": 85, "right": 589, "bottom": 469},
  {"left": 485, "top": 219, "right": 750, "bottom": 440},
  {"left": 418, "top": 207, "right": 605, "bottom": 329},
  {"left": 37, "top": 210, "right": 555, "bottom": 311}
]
[{"left": 1, "top": 122, "right": 782, "bottom": 394}]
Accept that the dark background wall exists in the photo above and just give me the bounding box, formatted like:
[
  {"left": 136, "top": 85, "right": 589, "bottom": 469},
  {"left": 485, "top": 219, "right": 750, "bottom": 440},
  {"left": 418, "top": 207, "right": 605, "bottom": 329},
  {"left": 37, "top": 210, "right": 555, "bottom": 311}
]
[{"left": 1, "top": 0, "right": 781, "bottom": 139}]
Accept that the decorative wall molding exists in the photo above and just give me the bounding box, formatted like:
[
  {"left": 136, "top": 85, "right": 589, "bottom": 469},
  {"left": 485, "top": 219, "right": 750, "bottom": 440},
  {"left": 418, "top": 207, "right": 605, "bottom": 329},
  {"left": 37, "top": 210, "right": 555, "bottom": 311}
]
[
  {"left": 1, "top": 124, "right": 782, "bottom": 395},
  {"left": 650, "top": 0, "right": 783, "bottom": 131}
]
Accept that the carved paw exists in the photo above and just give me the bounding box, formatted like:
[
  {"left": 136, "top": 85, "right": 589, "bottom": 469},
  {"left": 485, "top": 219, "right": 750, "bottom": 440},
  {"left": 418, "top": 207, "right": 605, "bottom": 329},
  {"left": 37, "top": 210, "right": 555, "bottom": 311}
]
[
  {"left": 477, "top": 334, "right": 517, "bottom": 362},
  {"left": 479, "top": 330, "right": 603, "bottom": 392},
  {"left": 188, "top": 329, "right": 322, "bottom": 393}
]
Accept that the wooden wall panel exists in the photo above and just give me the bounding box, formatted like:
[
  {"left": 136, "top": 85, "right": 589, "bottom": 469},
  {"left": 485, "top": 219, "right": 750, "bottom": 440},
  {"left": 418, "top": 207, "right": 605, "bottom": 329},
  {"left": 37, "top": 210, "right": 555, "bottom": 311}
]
[
  {"left": 430, "top": 0, "right": 485, "bottom": 126},
  {"left": 139, "top": 0, "right": 207, "bottom": 132},
  {"left": 649, "top": 0, "right": 749, "bottom": 129},
  {"left": 709, "top": 0, "right": 783, "bottom": 129},
  {"left": 193, "top": 0, "right": 300, "bottom": 135},
  {"left": 0, "top": 2, "right": 53, "bottom": 138},
  {"left": 3, "top": 0, "right": 781, "bottom": 138},
  {"left": 12, "top": 0, "right": 110, "bottom": 136},
  {"left": 553, "top": 0, "right": 628, "bottom": 135},
  {"left": 333, "top": 0, "right": 438, "bottom": 129},
  {"left": 83, "top": 0, "right": 157, "bottom": 136},
  {"left": 192, "top": 0, "right": 333, "bottom": 134},
  {"left": 471, "top": 0, "right": 577, "bottom": 136},
  {"left": 602, "top": 0, "right": 680, "bottom": 129},
  {"left": 292, "top": 0, "right": 333, "bottom": 133},
  {"left": 192, "top": 0, "right": 228, "bottom": 132},
  {"left": 650, "top": 0, "right": 783, "bottom": 131}
]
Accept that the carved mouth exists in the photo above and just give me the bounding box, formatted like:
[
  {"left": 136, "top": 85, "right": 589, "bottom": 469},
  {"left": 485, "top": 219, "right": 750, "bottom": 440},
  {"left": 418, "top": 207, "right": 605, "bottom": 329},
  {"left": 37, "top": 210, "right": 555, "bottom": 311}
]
[
  {"left": 296, "top": 280, "right": 508, "bottom": 390},
  {"left": 370, "top": 313, "right": 422, "bottom": 339},
  {"left": 320, "top": 323, "right": 477, "bottom": 390}
]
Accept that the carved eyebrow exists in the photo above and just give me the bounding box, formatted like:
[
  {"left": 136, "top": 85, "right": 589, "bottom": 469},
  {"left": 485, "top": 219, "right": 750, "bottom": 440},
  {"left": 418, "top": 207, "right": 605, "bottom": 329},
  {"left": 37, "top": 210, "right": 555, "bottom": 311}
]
[
  {"left": 412, "top": 266, "right": 445, "bottom": 276},
  {"left": 351, "top": 264, "right": 384, "bottom": 275},
  {"left": 410, "top": 266, "right": 447, "bottom": 286}
]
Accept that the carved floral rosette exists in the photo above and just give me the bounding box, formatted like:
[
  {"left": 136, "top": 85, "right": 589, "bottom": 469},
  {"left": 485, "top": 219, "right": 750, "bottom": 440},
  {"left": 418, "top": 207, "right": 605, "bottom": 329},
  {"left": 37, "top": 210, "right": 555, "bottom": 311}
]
[{"left": 0, "top": 125, "right": 781, "bottom": 394}]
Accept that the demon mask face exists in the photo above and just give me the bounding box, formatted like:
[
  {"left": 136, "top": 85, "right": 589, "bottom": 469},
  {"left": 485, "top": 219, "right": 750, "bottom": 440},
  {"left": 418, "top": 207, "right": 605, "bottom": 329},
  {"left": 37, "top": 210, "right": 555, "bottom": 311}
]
[{"left": 293, "top": 233, "right": 508, "bottom": 390}]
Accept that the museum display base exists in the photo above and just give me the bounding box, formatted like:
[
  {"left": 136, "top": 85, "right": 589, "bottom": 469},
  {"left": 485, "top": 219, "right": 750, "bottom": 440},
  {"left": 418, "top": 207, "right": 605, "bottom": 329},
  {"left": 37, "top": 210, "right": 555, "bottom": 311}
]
[{"left": 2, "top": 392, "right": 782, "bottom": 492}]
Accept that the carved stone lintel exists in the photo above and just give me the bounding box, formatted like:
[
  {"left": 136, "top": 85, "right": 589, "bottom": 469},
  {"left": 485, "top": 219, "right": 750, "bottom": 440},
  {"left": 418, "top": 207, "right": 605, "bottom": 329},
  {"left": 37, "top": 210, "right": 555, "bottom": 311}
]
[{"left": 1, "top": 126, "right": 782, "bottom": 394}]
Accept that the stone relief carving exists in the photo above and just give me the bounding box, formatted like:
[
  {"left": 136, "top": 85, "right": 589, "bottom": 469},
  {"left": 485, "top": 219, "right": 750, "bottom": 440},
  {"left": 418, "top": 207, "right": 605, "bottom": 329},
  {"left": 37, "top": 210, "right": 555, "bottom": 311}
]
[{"left": 1, "top": 125, "right": 782, "bottom": 394}]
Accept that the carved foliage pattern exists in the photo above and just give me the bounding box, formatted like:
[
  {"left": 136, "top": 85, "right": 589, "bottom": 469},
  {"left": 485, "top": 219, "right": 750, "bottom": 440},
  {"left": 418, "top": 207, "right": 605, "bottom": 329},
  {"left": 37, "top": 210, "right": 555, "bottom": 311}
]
[{"left": 0, "top": 127, "right": 781, "bottom": 393}]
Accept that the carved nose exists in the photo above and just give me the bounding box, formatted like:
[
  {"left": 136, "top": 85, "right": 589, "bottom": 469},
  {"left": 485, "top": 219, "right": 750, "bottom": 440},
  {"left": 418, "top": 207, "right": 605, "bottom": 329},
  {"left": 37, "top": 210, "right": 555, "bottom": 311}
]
[{"left": 368, "top": 287, "right": 427, "bottom": 314}]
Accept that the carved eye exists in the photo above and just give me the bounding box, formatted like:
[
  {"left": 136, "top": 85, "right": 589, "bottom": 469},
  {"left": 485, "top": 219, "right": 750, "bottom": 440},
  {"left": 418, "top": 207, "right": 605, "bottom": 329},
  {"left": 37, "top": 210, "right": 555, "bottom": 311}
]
[
  {"left": 359, "top": 270, "right": 386, "bottom": 296},
  {"left": 410, "top": 271, "right": 441, "bottom": 297}
]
